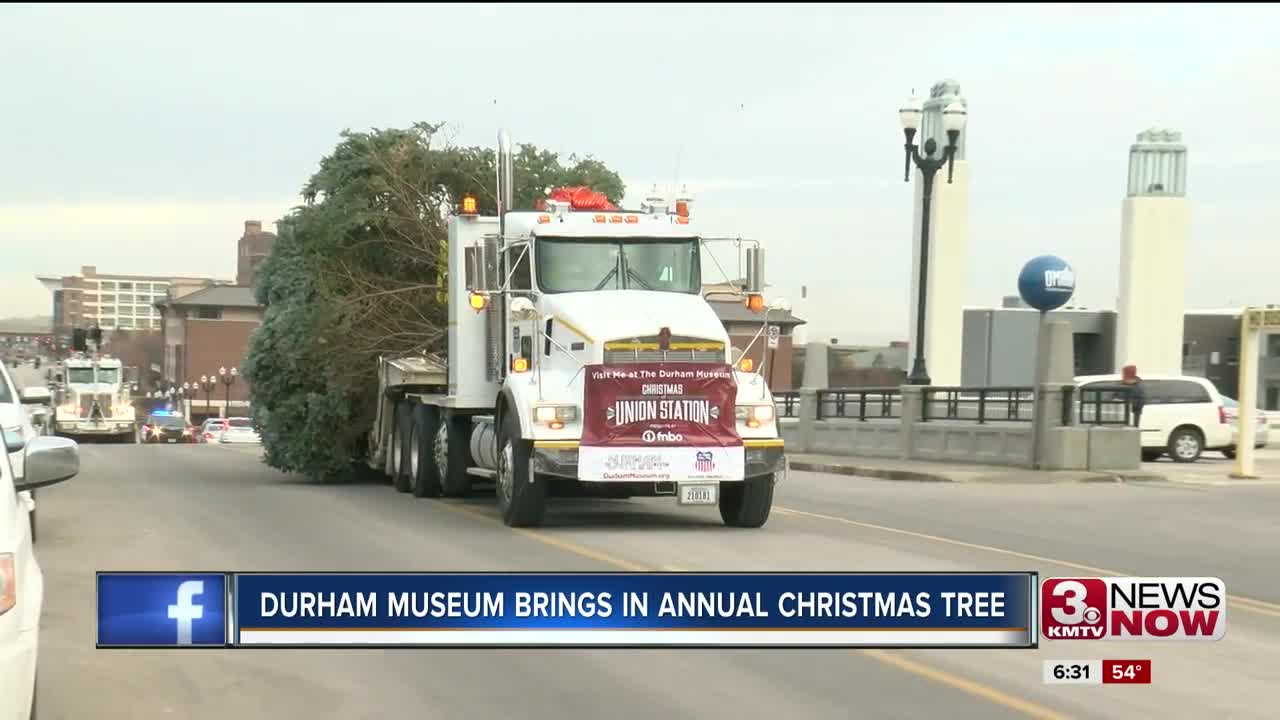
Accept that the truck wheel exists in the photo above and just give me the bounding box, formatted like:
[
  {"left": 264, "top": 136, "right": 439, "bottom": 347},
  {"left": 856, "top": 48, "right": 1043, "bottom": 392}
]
[
  {"left": 410, "top": 404, "right": 443, "bottom": 498},
  {"left": 719, "top": 474, "right": 775, "bottom": 528},
  {"left": 435, "top": 411, "right": 473, "bottom": 497},
  {"left": 392, "top": 401, "right": 414, "bottom": 493},
  {"left": 496, "top": 418, "right": 545, "bottom": 527}
]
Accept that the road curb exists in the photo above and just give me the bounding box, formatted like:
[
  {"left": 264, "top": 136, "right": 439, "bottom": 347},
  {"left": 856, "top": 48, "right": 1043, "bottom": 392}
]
[
  {"left": 788, "top": 461, "right": 951, "bottom": 483},
  {"left": 789, "top": 460, "right": 1169, "bottom": 484}
]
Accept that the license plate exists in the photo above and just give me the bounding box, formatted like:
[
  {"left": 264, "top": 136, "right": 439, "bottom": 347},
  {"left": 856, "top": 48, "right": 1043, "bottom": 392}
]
[
  {"left": 167, "top": 439, "right": 177, "bottom": 443},
  {"left": 678, "top": 483, "right": 718, "bottom": 506}
]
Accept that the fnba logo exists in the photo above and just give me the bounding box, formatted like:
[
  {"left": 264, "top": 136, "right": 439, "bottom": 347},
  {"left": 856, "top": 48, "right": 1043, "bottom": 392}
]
[{"left": 1043, "top": 266, "right": 1076, "bottom": 293}]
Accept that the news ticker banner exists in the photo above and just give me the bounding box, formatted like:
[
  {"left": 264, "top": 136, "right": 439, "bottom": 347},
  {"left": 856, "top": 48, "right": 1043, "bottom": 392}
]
[{"left": 96, "top": 572, "right": 1039, "bottom": 649}]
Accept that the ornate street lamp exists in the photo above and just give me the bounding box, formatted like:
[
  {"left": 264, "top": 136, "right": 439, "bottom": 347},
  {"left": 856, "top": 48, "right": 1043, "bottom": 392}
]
[{"left": 898, "top": 93, "right": 967, "bottom": 386}]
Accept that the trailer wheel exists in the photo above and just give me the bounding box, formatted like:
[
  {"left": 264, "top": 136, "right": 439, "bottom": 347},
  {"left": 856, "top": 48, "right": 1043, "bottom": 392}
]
[
  {"left": 392, "top": 401, "right": 414, "bottom": 493},
  {"left": 435, "top": 410, "right": 473, "bottom": 497},
  {"left": 410, "top": 404, "right": 443, "bottom": 498},
  {"left": 719, "top": 473, "right": 775, "bottom": 528},
  {"left": 496, "top": 418, "right": 545, "bottom": 527}
]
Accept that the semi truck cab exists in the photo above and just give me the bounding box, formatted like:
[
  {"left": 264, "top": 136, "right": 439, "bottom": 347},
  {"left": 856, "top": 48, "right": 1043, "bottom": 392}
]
[{"left": 372, "top": 130, "right": 786, "bottom": 529}]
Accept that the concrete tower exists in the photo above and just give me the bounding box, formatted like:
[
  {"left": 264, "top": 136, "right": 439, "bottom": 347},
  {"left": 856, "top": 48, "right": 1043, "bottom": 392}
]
[
  {"left": 907, "top": 79, "right": 970, "bottom": 386},
  {"left": 1114, "top": 129, "right": 1189, "bottom": 375}
]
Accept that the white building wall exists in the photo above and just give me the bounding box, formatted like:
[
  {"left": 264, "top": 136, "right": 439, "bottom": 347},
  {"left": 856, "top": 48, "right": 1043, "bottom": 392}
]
[
  {"left": 907, "top": 160, "right": 969, "bottom": 387},
  {"left": 1114, "top": 195, "right": 1189, "bottom": 374},
  {"left": 1114, "top": 129, "right": 1190, "bottom": 376}
]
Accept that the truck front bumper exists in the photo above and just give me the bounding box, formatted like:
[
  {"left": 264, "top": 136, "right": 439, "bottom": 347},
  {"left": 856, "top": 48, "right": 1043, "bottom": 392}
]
[
  {"left": 533, "top": 440, "right": 786, "bottom": 482},
  {"left": 56, "top": 421, "right": 134, "bottom": 434}
]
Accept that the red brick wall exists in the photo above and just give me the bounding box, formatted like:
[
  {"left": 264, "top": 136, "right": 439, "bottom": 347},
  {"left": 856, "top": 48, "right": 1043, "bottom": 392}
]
[
  {"left": 181, "top": 319, "right": 259, "bottom": 401},
  {"left": 729, "top": 334, "right": 794, "bottom": 391}
]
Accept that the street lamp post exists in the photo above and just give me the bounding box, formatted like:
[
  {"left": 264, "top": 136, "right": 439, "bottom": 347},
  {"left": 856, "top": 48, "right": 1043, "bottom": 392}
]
[
  {"left": 200, "top": 375, "right": 216, "bottom": 415},
  {"left": 219, "top": 366, "right": 238, "bottom": 418},
  {"left": 182, "top": 382, "right": 191, "bottom": 417},
  {"left": 898, "top": 94, "right": 968, "bottom": 386}
]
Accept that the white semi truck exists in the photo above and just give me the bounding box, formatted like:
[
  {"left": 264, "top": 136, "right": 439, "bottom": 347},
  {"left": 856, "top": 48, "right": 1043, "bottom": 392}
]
[
  {"left": 53, "top": 353, "right": 137, "bottom": 442},
  {"left": 361, "top": 130, "right": 787, "bottom": 528}
]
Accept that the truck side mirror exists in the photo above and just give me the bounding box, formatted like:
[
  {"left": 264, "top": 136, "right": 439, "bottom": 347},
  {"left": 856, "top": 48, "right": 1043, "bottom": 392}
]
[
  {"left": 465, "top": 246, "right": 484, "bottom": 292},
  {"left": 746, "top": 246, "right": 765, "bottom": 294}
]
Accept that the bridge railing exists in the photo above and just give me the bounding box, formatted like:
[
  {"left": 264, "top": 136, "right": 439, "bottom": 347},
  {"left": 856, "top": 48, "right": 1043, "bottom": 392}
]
[
  {"left": 816, "top": 387, "right": 902, "bottom": 421},
  {"left": 921, "top": 386, "right": 1034, "bottom": 423}
]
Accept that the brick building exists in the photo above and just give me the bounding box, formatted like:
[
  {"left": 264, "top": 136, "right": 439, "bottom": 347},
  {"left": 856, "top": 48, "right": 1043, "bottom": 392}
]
[
  {"left": 156, "top": 285, "right": 264, "bottom": 417},
  {"left": 237, "top": 220, "right": 277, "bottom": 287}
]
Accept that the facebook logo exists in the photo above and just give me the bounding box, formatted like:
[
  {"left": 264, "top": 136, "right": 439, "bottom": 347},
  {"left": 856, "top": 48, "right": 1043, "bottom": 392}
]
[{"left": 97, "top": 573, "right": 228, "bottom": 647}]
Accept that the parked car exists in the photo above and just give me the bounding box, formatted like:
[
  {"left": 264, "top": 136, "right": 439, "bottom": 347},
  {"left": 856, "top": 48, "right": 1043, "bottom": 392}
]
[
  {"left": 0, "top": 427, "right": 81, "bottom": 719},
  {"left": 1219, "top": 396, "right": 1270, "bottom": 458},
  {"left": 1075, "top": 374, "right": 1231, "bottom": 463},
  {"left": 199, "top": 418, "right": 228, "bottom": 444},
  {"left": 219, "top": 417, "right": 261, "bottom": 444},
  {"left": 140, "top": 412, "right": 197, "bottom": 444},
  {"left": 0, "top": 362, "right": 49, "bottom": 481}
]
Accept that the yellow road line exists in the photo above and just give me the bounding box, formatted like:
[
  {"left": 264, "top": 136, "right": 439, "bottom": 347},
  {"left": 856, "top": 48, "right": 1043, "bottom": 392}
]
[
  {"left": 435, "top": 500, "right": 1067, "bottom": 718},
  {"left": 438, "top": 502, "right": 649, "bottom": 572},
  {"left": 860, "top": 650, "right": 1069, "bottom": 720},
  {"left": 775, "top": 506, "right": 1280, "bottom": 618}
]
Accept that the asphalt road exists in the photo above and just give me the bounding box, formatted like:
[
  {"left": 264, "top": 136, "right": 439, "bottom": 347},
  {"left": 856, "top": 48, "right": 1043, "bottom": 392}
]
[{"left": 28, "top": 443, "right": 1280, "bottom": 719}]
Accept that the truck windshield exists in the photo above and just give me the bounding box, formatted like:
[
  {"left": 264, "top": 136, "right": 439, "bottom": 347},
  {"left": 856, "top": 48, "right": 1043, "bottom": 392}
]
[
  {"left": 67, "top": 368, "right": 94, "bottom": 383},
  {"left": 535, "top": 238, "right": 700, "bottom": 294},
  {"left": 96, "top": 367, "right": 120, "bottom": 384}
]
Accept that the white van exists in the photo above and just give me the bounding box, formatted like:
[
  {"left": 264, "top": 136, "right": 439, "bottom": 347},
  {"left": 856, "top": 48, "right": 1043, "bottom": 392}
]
[{"left": 1075, "top": 374, "right": 1232, "bottom": 463}]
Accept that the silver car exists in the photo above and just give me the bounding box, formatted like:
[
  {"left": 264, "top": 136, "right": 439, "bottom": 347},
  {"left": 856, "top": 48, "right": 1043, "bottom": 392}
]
[{"left": 1221, "top": 396, "right": 1269, "bottom": 459}]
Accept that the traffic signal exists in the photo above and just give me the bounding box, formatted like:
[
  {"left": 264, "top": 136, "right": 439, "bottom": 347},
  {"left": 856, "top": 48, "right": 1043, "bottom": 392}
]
[{"left": 72, "top": 328, "right": 88, "bottom": 351}]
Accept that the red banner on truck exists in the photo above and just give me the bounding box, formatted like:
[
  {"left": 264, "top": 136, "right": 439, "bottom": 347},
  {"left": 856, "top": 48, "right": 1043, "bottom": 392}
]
[{"left": 578, "top": 363, "right": 745, "bottom": 482}]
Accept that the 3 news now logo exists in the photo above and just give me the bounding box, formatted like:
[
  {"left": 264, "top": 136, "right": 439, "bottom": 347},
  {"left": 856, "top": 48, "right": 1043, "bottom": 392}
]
[
  {"left": 1041, "top": 577, "right": 1226, "bottom": 641},
  {"left": 97, "top": 573, "right": 228, "bottom": 647}
]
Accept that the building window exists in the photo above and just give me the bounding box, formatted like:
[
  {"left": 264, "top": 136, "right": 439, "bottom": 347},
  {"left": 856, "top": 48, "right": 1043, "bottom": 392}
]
[
  {"left": 101, "top": 305, "right": 116, "bottom": 316},
  {"left": 1268, "top": 335, "right": 1280, "bottom": 359},
  {"left": 118, "top": 294, "right": 134, "bottom": 303},
  {"left": 100, "top": 281, "right": 116, "bottom": 290},
  {"left": 118, "top": 282, "right": 133, "bottom": 290},
  {"left": 118, "top": 319, "right": 134, "bottom": 329},
  {"left": 196, "top": 306, "right": 222, "bottom": 320},
  {"left": 100, "top": 294, "right": 115, "bottom": 303}
]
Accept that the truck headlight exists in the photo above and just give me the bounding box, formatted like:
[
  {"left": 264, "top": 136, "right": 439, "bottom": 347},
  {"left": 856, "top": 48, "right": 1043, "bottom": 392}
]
[
  {"left": 736, "top": 404, "right": 774, "bottom": 428},
  {"left": 532, "top": 404, "right": 577, "bottom": 430}
]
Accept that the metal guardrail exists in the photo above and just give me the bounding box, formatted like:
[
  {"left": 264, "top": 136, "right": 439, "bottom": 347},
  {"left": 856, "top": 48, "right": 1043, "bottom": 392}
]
[
  {"left": 781, "top": 384, "right": 1140, "bottom": 426},
  {"left": 817, "top": 387, "right": 902, "bottom": 421},
  {"left": 774, "top": 391, "right": 800, "bottom": 419},
  {"left": 1077, "top": 385, "right": 1133, "bottom": 426},
  {"left": 922, "top": 386, "right": 1034, "bottom": 423}
]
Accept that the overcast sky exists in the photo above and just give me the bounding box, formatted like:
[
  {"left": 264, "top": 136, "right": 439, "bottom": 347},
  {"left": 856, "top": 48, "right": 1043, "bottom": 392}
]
[{"left": 3, "top": 3, "right": 1277, "bottom": 344}]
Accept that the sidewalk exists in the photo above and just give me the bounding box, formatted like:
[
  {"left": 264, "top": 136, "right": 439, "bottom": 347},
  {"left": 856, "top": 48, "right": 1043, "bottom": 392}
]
[{"left": 787, "top": 453, "right": 1166, "bottom": 484}]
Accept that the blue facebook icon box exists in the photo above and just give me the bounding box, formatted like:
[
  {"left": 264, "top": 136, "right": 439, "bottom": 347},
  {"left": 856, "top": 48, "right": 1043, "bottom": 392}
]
[{"left": 97, "top": 573, "right": 228, "bottom": 647}]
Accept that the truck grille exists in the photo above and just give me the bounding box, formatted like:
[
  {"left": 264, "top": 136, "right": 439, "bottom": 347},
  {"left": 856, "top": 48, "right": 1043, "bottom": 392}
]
[
  {"left": 77, "top": 393, "right": 113, "bottom": 419},
  {"left": 603, "top": 336, "right": 725, "bottom": 365}
]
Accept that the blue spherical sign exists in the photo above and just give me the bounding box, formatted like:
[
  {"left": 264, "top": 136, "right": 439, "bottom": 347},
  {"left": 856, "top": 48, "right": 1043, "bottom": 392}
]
[{"left": 1017, "top": 255, "right": 1076, "bottom": 312}]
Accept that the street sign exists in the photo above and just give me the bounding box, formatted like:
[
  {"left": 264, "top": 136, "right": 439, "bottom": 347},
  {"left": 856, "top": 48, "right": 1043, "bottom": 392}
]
[{"left": 767, "top": 326, "right": 780, "bottom": 349}]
